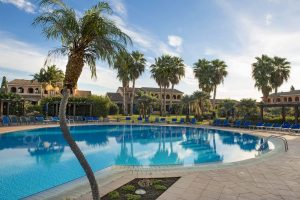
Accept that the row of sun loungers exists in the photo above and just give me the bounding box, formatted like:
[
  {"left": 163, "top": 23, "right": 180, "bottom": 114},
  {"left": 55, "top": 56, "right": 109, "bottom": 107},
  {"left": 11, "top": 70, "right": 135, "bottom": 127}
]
[
  {"left": 0, "top": 115, "right": 101, "bottom": 126},
  {"left": 1, "top": 115, "right": 197, "bottom": 127},
  {"left": 213, "top": 119, "right": 300, "bottom": 133},
  {"left": 124, "top": 116, "right": 197, "bottom": 124}
]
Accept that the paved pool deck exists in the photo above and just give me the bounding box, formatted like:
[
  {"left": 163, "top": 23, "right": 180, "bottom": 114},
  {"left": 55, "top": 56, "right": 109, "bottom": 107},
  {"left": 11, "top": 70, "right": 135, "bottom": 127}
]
[{"left": 1, "top": 123, "right": 300, "bottom": 200}]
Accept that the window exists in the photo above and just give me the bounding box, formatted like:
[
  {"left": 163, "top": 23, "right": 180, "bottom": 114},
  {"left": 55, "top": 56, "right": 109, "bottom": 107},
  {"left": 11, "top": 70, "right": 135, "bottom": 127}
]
[
  {"left": 296, "top": 97, "right": 299, "bottom": 102},
  {"left": 288, "top": 97, "right": 292, "bottom": 102},
  {"left": 18, "top": 87, "right": 24, "bottom": 93},
  {"left": 34, "top": 88, "right": 39, "bottom": 94},
  {"left": 284, "top": 97, "right": 287, "bottom": 102},
  {"left": 166, "top": 94, "right": 170, "bottom": 99},
  {"left": 177, "top": 95, "right": 181, "bottom": 100},
  {"left": 276, "top": 98, "right": 281, "bottom": 103},
  {"left": 28, "top": 88, "right": 34, "bottom": 94},
  {"left": 10, "top": 87, "right": 16, "bottom": 93},
  {"left": 173, "top": 95, "right": 177, "bottom": 100}
]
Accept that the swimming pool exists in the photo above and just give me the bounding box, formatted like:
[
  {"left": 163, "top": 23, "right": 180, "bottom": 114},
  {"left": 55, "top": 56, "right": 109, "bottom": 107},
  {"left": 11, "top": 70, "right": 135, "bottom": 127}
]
[{"left": 0, "top": 125, "right": 270, "bottom": 199}]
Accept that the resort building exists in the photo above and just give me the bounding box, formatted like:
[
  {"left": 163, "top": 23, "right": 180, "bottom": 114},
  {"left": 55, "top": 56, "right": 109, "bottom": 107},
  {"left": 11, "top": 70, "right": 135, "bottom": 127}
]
[
  {"left": 265, "top": 89, "right": 300, "bottom": 104},
  {"left": 7, "top": 79, "right": 91, "bottom": 104},
  {"left": 107, "top": 87, "right": 184, "bottom": 113}
]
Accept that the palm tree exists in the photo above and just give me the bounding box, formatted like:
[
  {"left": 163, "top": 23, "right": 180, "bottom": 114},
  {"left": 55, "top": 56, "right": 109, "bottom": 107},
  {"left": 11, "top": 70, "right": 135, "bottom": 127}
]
[
  {"left": 169, "top": 56, "right": 185, "bottom": 112},
  {"left": 252, "top": 55, "right": 273, "bottom": 102},
  {"left": 211, "top": 59, "right": 228, "bottom": 108},
  {"left": 128, "top": 51, "right": 146, "bottom": 115},
  {"left": 270, "top": 56, "right": 290, "bottom": 94},
  {"left": 193, "top": 59, "right": 213, "bottom": 93},
  {"left": 113, "top": 51, "right": 132, "bottom": 115},
  {"left": 150, "top": 55, "right": 172, "bottom": 115},
  {"left": 34, "top": 1, "right": 131, "bottom": 199},
  {"left": 32, "top": 65, "right": 64, "bottom": 83}
]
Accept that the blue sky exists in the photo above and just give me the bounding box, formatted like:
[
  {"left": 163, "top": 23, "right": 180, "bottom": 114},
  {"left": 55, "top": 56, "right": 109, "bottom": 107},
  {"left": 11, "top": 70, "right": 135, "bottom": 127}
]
[{"left": 1, "top": 0, "right": 300, "bottom": 100}]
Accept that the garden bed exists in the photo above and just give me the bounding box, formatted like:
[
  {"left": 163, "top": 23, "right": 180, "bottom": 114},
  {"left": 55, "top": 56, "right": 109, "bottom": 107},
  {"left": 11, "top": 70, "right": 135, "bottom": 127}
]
[{"left": 102, "top": 177, "right": 180, "bottom": 200}]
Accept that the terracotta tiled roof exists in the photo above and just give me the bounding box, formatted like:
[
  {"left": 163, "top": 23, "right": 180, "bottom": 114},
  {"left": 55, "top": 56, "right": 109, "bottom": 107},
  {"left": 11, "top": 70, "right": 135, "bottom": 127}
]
[
  {"left": 107, "top": 92, "right": 123, "bottom": 103},
  {"left": 8, "top": 79, "right": 41, "bottom": 86},
  {"left": 117, "top": 87, "right": 183, "bottom": 94},
  {"left": 269, "top": 90, "right": 300, "bottom": 97},
  {"left": 74, "top": 90, "right": 91, "bottom": 97}
]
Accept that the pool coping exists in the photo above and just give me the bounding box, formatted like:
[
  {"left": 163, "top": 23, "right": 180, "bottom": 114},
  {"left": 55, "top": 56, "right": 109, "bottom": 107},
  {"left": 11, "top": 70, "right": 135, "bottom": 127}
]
[{"left": 4, "top": 123, "right": 291, "bottom": 199}]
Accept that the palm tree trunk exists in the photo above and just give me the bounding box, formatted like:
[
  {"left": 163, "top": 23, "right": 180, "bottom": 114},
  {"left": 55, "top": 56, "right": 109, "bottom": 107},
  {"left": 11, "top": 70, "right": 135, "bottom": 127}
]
[
  {"left": 130, "top": 79, "right": 135, "bottom": 115},
  {"left": 170, "top": 84, "right": 174, "bottom": 113},
  {"left": 163, "top": 86, "right": 167, "bottom": 116},
  {"left": 123, "top": 84, "right": 127, "bottom": 115},
  {"left": 213, "top": 85, "right": 217, "bottom": 109},
  {"left": 160, "top": 85, "right": 163, "bottom": 116},
  {"left": 59, "top": 87, "right": 100, "bottom": 200}
]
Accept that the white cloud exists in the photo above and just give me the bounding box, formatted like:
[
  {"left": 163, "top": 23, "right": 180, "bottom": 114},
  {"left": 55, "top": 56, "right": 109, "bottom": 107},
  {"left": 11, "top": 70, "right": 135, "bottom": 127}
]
[
  {"left": 168, "top": 35, "right": 183, "bottom": 52},
  {"left": 265, "top": 13, "right": 273, "bottom": 25},
  {"left": 0, "top": 0, "right": 35, "bottom": 13},
  {"left": 168, "top": 35, "right": 182, "bottom": 47},
  {"left": 110, "top": 0, "right": 127, "bottom": 16},
  {"left": 109, "top": 15, "right": 179, "bottom": 57}
]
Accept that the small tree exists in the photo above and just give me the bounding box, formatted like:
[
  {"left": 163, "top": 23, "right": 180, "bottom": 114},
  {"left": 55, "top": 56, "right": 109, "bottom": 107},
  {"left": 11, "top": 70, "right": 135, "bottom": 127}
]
[
  {"left": 217, "top": 99, "right": 237, "bottom": 119},
  {"left": 237, "top": 99, "right": 258, "bottom": 120},
  {"left": 1, "top": 76, "right": 8, "bottom": 94},
  {"left": 136, "top": 91, "right": 158, "bottom": 118}
]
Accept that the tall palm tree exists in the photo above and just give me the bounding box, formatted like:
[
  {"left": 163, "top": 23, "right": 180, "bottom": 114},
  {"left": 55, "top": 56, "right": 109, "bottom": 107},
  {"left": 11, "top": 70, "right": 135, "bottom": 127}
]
[
  {"left": 270, "top": 56, "right": 290, "bottom": 94},
  {"left": 252, "top": 55, "right": 273, "bottom": 102},
  {"left": 150, "top": 55, "right": 172, "bottom": 115},
  {"left": 113, "top": 51, "right": 132, "bottom": 115},
  {"left": 128, "top": 51, "right": 146, "bottom": 115},
  {"left": 34, "top": 1, "right": 131, "bottom": 199},
  {"left": 193, "top": 59, "right": 213, "bottom": 93},
  {"left": 211, "top": 59, "right": 228, "bottom": 108},
  {"left": 169, "top": 56, "right": 185, "bottom": 112}
]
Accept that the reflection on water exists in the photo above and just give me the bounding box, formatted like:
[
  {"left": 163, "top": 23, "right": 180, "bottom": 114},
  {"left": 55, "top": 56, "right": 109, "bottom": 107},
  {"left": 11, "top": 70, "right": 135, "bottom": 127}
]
[{"left": 0, "top": 125, "right": 265, "bottom": 200}]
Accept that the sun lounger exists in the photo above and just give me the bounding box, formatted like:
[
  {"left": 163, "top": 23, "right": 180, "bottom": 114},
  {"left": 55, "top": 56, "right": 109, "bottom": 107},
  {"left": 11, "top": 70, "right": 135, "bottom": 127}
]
[
  {"left": 281, "top": 123, "right": 292, "bottom": 131},
  {"left": 9, "top": 115, "right": 19, "bottom": 125},
  {"left": 179, "top": 118, "right": 185, "bottom": 124},
  {"left": 268, "top": 123, "right": 282, "bottom": 130},
  {"left": 137, "top": 117, "right": 143, "bottom": 123},
  {"left": 1, "top": 116, "right": 10, "bottom": 126},
  {"left": 289, "top": 124, "right": 300, "bottom": 132},
  {"left": 20, "top": 116, "right": 28, "bottom": 125},
  {"left": 154, "top": 117, "right": 159, "bottom": 123},
  {"left": 92, "top": 116, "right": 100, "bottom": 123},
  {"left": 190, "top": 118, "right": 197, "bottom": 124},
  {"left": 125, "top": 116, "right": 132, "bottom": 123},
  {"left": 160, "top": 118, "right": 166, "bottom": 123},
  {"left": 51, "top": 116, "right": 60, "bottom": 123},
  {"left": 171, "top": 118, "right": 177, "bottom": 123},
  {"left": 222, "top": 120, "right": 230, "bottom": 127},
  {"left": 231, "top": 120, "right": 242, "bottom": 128},
  {"left": 36, "top": 116, "right": 47, "bottom": 124}
]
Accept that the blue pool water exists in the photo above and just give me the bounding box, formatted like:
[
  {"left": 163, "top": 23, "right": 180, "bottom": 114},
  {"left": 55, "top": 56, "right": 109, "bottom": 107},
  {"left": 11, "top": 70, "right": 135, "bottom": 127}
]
[{"left": 0, "top": 125, "right": 268, "bottom": 199}]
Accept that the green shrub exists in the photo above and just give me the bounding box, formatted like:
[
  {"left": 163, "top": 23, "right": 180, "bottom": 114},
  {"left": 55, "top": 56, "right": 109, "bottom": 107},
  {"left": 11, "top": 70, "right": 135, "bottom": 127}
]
[
  {"left": 153, "top": 184, "right": 167, "bottom": 190},
  {"left": 109, "top": 103, "right": 119, "bottom": 115},
  {"left": 125, "top": 194, "right": 141, "bottom": 200},
  {"left": 108, "top": 191, "right": 120, "bottom": 199},
  {"left": 25, "top": 104, "right": 42, "bottom": 114},
  {"left": 121, "top": 184, "right": 135, "bottom": 192},
  {"left": 152, "top": 179, "right": 162, "bottom": 185}
]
